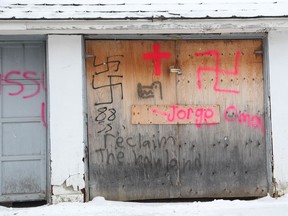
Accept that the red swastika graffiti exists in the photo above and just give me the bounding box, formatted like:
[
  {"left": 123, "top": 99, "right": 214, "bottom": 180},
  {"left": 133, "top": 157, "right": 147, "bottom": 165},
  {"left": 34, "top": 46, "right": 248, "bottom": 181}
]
[
  {"left": 195, "top": 50, "right": 241, "bottom": 94},
  {"left": 143, "top": 43, "right": 171, "bottom": 76}
]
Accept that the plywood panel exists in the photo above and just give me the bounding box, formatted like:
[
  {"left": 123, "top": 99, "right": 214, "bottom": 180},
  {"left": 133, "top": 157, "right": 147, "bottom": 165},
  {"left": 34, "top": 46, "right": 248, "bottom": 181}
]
[
  {"left": 176, "top": 40, "right": 267, "bottom": 197},
  {"left": 86, "top": 40, "right": 180, "bottom": 201},
  {"left": 86, "top": 39, "right": 268, "bottom": 201},
  {"left": 131, "top": 104, "right": 220, "bottom": 125}
]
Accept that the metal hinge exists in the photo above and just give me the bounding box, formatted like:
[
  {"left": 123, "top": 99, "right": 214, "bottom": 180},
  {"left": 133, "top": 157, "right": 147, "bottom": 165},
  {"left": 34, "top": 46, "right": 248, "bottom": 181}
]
[
  {"left": 254, "top": 50, "right": 263, "bottom": 55},
  {"left": 85, "top": 54, "right": 94, "bottom": 58}
]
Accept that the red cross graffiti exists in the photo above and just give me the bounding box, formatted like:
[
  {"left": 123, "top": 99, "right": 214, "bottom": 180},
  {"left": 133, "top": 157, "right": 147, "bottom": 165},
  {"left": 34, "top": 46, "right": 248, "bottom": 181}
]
[
  {"left": 195, "top": 50, "right": 241, "bottom": 94},
  {"left": 143, "top": 43, "right": 171, "bottom": 76}
]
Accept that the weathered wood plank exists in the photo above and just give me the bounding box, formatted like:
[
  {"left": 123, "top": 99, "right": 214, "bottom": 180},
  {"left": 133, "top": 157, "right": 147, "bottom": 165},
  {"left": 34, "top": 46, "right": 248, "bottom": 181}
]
[
  {"left": 176, "top": 39, "right": 267, "bottom": 198},
  {"left": 86, "top": 39, "right": 268, "bottom": 201},
  {"left": 86, "top": 40, "right": 180, "bottom": 201},
  {"left": 131, "top": 104, "right": 220, "bottom": 125}
]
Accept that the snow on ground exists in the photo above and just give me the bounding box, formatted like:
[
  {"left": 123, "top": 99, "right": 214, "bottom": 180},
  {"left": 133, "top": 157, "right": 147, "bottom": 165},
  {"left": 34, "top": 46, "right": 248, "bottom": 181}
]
[{"left": 1, "top": 195, "right": 288, "bottom": 216}]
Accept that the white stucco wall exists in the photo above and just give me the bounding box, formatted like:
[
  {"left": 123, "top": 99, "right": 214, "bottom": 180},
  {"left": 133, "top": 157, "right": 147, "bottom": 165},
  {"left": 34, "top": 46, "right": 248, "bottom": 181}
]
[
  {"left": 268, "top": 31, "right": 288, "bottom": 195},
  {"left": 47, "top": 35, "right": 85, "bottom": 202}
]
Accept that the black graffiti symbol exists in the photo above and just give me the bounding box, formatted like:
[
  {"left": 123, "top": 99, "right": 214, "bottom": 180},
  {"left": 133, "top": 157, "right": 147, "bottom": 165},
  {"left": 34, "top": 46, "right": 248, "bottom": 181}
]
[
  {"left": 107, "top": 108, "right": 116, "bottom": 121},
  {"left": 137, "top": 81, "right": 163, "bottom": 99},
  {"left": 92, "top": 75, "right": 123, "bottom": 106},
  {"left": 95, "top": 107, "right": 117, "bottom": 134},
  {"left": 92, "top": 55, "right": 124, "bottom": 75},
  {"left": 95, "top": 107, "right": 107, "bottom": 122}
]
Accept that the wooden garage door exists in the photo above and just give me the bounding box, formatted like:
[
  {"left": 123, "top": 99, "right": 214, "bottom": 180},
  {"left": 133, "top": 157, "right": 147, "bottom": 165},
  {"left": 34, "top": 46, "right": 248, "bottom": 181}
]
[{"left": 86, "top": 39, "right": 267, "bottom": 201}]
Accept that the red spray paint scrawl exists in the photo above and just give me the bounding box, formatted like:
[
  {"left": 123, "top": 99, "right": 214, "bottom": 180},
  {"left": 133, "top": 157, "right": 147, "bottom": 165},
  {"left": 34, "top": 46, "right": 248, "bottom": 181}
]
[
  {"left": 195, "top": 50, "right": 241, "bottom": 94},
  {"left": 143, "top": 43, "right": 171, "bottom": 76}
]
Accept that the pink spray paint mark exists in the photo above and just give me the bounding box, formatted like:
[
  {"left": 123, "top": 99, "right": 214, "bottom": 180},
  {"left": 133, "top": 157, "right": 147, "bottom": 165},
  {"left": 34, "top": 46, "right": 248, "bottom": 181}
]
[
  {"left": 41, "top": 102, "right": 47, "bottom": 127},
  {"left": 152, "top": 105, "right": 215, "bottom": 127},
  {"left": 195, "top": 108, "right": 214, "bottom": 128},
  {"left": 3, "top": 70, "right": 47, "bottom": 128},
  {"left": 224, "top": 105, "right": 264, "bottom": 134},
  {"left": 4, "top": 71, "right": 24, "bottom": 96},
  {"left": 166, "top": 105, "right": 194, "bottom": 122},
  {"left": 152, "top": 109, "right": 169, "bottom": 117},
  {"left": 23, "top": 71, "right": 41, "bottom": 99},
  {"left": 0, "top": 74, "right": 2, "bottom": 94},
  {"left": 224, "top": 105, "right": 239, "bottom": 122},
  {"left": 195, "top": 50, "right": 241, "bottom": 94},
  {"left": 143, "top": 43, "right": 171, "bottom": 76}
]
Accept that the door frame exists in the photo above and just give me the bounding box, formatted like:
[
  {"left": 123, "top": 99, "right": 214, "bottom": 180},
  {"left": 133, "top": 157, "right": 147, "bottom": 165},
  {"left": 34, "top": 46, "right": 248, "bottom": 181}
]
[{"left": 83, "top": 33, "right": 274, "bottom": 201}]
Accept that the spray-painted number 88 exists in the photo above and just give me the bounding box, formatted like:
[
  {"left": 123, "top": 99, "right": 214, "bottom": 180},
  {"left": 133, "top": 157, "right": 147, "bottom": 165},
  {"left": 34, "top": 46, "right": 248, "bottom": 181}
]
[{"left": 95, "top": 107, "right": 116, "bottom": 134}]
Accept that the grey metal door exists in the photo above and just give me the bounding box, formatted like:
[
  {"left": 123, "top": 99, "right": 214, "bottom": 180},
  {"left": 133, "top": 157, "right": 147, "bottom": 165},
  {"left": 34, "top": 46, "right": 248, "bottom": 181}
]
[{"left": 0, "top": 42, "right": 47, "bottom": 202}]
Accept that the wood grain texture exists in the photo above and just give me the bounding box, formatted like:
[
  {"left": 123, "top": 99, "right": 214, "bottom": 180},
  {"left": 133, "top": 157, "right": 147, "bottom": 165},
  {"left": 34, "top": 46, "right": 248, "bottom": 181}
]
[
  {"left": 86, "top": 39, "right": 267, "bottom": 201},
  {"left": 131, "top": 104, "right": 220, "bottom": 124},
  {"left": 176, "top": 40, "right": 266, "bottom": 198},
  {"left": 86, "top": 40, "right": 179, "bottom": 201}
]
